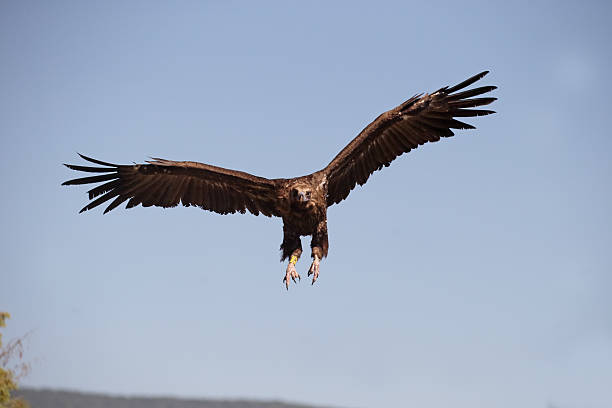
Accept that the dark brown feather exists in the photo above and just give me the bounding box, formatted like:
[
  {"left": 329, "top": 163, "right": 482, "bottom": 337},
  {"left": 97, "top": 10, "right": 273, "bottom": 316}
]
[
  {"left": 104, "top": 195, "right": 129, "bottom": 214},
  {"left": 78, "top": 153, "right": 119, "bottom": 167},
  {"left": 323, "top": 71, "right": 496, "bottom": 206},
  {"left": 63, "top": 156, "right": 282, "bottom": 217},
  {"left": 62, "top": 173, "right": 119, "bottom": 186},
  {"left": 448, "top": 86, "right": 497, "bottom": 101},
  {"left": 79, "top": 189, "right": 119, "bottom": 213},
  {"left": 88, "top": 180, "right": 120, "bottom": 200},
  {"left": 64, "top": 164, "right": 115, "bottom": 173},
  {"left": 450, "top": 109, "right": 496, "bottom": 117},
  {"left": 443, "top": 70, "right": 489, "bottom": 93},
  {"left": 448, "top": 97, "right": 497, "bottom": 109}
]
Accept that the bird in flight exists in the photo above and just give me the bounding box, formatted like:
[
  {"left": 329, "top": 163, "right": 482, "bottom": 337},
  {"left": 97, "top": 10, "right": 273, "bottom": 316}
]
[{"left": 63, "top": 71, "right": 496, "bottom": 289}]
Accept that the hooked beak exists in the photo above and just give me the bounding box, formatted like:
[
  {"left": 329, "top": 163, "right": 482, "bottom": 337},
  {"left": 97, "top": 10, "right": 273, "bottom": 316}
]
[{"left": 297, "top": 192, "right": 309, "bottom": 202}]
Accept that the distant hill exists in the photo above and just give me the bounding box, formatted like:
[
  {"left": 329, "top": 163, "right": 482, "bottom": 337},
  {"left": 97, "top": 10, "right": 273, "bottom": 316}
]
[{"left": 16, "top": 388, "right": 342, "bottom": 408}]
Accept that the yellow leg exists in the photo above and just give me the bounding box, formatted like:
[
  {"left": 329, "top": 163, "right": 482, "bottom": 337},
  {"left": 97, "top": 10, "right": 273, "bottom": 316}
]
[{"left": 283, "top": 254, "right": 301, "bottom": 290}]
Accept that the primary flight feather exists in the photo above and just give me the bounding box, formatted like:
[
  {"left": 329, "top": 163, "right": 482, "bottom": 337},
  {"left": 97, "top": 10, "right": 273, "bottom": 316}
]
[{"left": 63, "top": 71, "right": 496, "bottom": 288}]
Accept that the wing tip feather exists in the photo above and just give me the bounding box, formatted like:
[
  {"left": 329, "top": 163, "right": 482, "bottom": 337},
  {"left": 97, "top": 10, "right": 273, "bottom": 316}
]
[
  {"left": 445, "top": 70, "right": 494, "bottom": 95},
  {"left": 77, "top": 153, "right": 119, "bottom": 167}
]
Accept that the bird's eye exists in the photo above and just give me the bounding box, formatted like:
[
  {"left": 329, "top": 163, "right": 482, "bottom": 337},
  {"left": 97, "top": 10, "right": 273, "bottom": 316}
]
[{"left": 306, "top": 191, "right": 311, "bottom": 198}]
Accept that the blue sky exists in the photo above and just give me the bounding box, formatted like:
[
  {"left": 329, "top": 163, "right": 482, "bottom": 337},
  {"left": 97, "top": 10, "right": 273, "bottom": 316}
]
[{"left": 1, "top": 1, "right": 611, "bottom": 407}]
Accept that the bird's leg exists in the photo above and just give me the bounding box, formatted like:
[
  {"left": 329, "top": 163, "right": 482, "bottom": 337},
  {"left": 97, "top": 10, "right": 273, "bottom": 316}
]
[
  {"left": 280, "top": 229, "right": 302, "bottom": 290},
  {"left": 309, "top": 221, "right": 328, "bottom": 285},
  {"left": 308, "top": 248, "right": 321, "bottom": 285},
  {"left": 284, "top": 249, "right": 302, "bottom": 290}
]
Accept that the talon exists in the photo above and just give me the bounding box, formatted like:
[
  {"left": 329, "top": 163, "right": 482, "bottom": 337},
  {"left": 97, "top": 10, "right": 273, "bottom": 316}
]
[
  {"left": 308, "top": 255, "right": 320, "bottom": 285},
  {"left": 284, "top": 259, "right": 300, "bottom": 290}
]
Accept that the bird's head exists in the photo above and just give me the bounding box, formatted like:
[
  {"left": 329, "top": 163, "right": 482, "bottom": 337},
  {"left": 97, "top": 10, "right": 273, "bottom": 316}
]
[{"left": 290, "top": 185, "right": 314, "bottom": 209}]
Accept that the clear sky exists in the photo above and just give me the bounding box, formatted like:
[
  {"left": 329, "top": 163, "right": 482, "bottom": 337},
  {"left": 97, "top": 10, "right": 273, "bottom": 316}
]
[{"left": 1, "top": 1, "right": 611, "bottom": 408}]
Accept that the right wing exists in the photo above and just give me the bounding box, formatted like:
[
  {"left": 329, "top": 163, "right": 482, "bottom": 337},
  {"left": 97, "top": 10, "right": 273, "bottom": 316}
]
[{"left": 323, "top": 71, "right": 496, "bottom": 206}]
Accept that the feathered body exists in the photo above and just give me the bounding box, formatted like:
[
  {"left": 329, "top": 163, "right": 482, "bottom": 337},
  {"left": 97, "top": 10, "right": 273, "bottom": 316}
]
[{"left": 63, "top": 71, "right": 496, "bottom": 288}]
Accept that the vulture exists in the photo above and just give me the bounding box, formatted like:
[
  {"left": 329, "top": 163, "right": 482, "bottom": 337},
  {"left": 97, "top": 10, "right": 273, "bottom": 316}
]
[{"left": 63, "top": 71, "right": 496, "bottom": 289}]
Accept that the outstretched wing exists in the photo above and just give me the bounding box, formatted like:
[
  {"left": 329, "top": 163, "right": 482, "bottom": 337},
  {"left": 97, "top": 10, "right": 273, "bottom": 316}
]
[
  {"left": 323, "top": 71, "right": 496, "bottom": 206},
  {"left": 63, "top": 154, "right": 281, "bottom": 217}
]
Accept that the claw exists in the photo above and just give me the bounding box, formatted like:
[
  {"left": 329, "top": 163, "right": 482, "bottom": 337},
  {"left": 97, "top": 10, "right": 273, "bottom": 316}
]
[
  {"left": 284, "top": 260, "right": 300, "bottom": 290},
  {"left": 308, "top": 256, "right": 320, "bottom": 285}
]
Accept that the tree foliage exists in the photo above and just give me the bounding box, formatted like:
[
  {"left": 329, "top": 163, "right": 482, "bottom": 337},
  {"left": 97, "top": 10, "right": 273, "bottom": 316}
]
[{"left": 0, "top": 312, "right": 28, "bottom": 408}]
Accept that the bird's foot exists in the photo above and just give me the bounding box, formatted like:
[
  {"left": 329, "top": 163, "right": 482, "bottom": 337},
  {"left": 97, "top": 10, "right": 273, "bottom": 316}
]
[
  {"left": 308, "top": 255, "right": 320, "bottom": 285},
  {"left": 283, "top": 255, "right": 301, "bottom": 290}
]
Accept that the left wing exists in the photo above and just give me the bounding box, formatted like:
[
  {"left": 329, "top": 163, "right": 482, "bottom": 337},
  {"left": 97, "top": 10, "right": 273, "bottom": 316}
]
[
  {"left": 323, "top": 71, "right": 496, "bottom": 206},
  {"left": 62, "top": 154, "right": 282, "bottom": 217}
]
